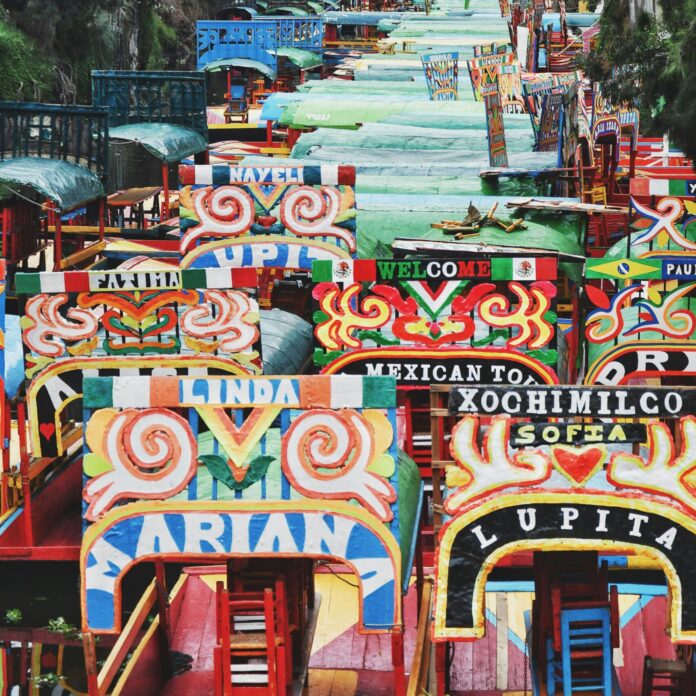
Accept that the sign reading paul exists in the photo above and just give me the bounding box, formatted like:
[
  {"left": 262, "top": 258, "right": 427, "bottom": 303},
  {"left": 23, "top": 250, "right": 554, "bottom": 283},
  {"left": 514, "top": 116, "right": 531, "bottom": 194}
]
[
  {"left": 433, "top": 383, "right": 696, "bottom": 643},
  {"left": 312, "top": 257, "right": 565, "bottom": 385},
  {"left": 80, "top": 374, "right": 420, "bottom": 634}
]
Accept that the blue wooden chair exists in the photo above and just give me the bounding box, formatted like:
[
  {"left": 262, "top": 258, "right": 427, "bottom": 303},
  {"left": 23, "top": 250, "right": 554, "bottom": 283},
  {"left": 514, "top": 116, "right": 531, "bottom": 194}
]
[{"left": 547, "top": 606, "right": 613, "bottom": 696}]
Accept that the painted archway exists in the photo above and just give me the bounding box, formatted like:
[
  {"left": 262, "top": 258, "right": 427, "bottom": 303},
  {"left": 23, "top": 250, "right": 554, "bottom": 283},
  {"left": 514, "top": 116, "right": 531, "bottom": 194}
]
[
  {"left": 27, "top": 356, "right": 251, "bottom": 457},
  {"left": 433, "top": 493, "right": 696, "bottom": 642},
  {"left": 81, "top": 500, "right": 402, "bottom": 634}
]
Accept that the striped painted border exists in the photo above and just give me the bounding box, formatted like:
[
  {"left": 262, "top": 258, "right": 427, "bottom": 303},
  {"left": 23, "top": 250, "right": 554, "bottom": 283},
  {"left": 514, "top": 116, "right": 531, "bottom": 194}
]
[
  {"left": 587, "top": 257, "right": 696, "bottom": 280},
  {"left": 630, "top": 178, "right": 696, "bottom": 197},
  {"left": 84, "top": 375, "right": 397, "bottom": 410},
  {"left": 179, "top": 164, "right": 357, "bottom": 187},
  {"left": 15, "top": 267, "right": 258, "bottom": 294},
  {"left": 311, "top": 257, "right": 558, "bottom": 282}
]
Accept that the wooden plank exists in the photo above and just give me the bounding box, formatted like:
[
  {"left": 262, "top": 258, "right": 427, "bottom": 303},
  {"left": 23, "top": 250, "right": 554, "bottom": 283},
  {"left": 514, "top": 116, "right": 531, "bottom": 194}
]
[
  {"left": 495, "top": 593, "right": 509, "bottom": 691},
  {"left": 48, "top": 226, "right": 123, "bottom": 235},
  {"left": 59, "top": 240, "right": 106, "bottom": 270},
  {"left": 97, "top": 579, "right": 157, "bottom": 696},
  {"left": 407, "top": 579, "right": 433, "bottom": 696}
]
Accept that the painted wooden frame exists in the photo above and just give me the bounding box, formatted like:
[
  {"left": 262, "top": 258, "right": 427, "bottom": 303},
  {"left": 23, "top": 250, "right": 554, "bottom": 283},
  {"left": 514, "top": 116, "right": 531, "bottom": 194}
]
[
  {"left": 178, "top": 164, "right": 357, "bottom": 270},
  {"left": 311, "top": 257, "right": 562, "bottom": 385},
  {"left": 79, "top": 374, "right": 410, "bottom": 635},
  {"left": 584, "top": 250, "right": 696, "bottom": 385},
  {"left": 432, "top": 383, "right": 696, "bottom": 643},
  {"left": 421, "top": 53, "right": 459, "bottom": 102},
  {"left": 16, "top": 268, "right": 260, "bottom": 457}
]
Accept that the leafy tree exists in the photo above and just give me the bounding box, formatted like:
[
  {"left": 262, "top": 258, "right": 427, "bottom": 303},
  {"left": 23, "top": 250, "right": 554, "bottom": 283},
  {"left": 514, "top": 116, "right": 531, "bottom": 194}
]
[{"left": 583, "top": 0, "right": 696, "bottom": 162}]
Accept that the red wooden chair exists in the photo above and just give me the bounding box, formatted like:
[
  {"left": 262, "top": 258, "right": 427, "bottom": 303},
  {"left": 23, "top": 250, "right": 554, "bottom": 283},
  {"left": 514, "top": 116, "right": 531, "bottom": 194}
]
[{"left": 214, "top": 581, "right": 288, "bottom": 695}]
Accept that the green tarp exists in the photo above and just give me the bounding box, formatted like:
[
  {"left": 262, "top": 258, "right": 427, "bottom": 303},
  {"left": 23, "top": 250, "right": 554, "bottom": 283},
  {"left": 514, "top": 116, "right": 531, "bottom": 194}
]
[
  {"left": 203, "top": 57, "right": 277, "bottom": 82},
  {"left": 109, "top": 123, "right": 207, "bottom": 163},
  {"left": 0, "top": 157, "right": 104, "bottom": 211},
  {"left": 273, "top": 47, "right": 323, "bottom": 70}
]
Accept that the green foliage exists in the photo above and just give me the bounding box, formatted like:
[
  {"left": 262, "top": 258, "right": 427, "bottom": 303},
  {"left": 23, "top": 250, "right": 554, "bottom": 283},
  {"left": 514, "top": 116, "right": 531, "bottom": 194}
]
[
  {"left": 4, "top": 608, "right": 23, "bottom": 625},
  {"left": 2, "top": 0, "right": 226, "bottom": 102},
  {"left": 31, "top": 673, "right": 63, "bottom": 687},
  {"left": 0, "top": 18, "right": 52, "bottom": 100},
  {"left": 584, "top": 0, "right": 696, "bottom": 162},
  {"left": 45, "top": 616, "right": 81, "bottom": 639}
]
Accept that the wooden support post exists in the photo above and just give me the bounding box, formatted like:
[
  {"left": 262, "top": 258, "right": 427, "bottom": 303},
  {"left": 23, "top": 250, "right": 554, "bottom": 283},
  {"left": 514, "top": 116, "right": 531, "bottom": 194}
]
[
  {"left": 155, "top": 560, "right": 173, "bottom": 675},
  {"left": 415, "top": 522, "right": 424, "bottom": 617},
  {"left": 53, "top": 216, "right": 62, "bottom": 271},
  {"left": 98, "top": 198, "right": 105, "bottom": 241},
  {"left": 392, "top": 627, "right": 406, "bottom": 696},
  {"left": 83, "top": 631, "right": 100, "bottom": 696},
  {"left": 161, "top": 163, "right": 170, "bottom": 222},
  {"left": 17, "top": 400, "right": 33, "bottom": 547},
  {"left": 266, "top": 120, "right": 274, "bottom": 147},
  {"left": 1, "top": 394, "right": 10, "bottom": 513},
  {"left": 435, "top": 642, "right": 447, "bottom": 696}
]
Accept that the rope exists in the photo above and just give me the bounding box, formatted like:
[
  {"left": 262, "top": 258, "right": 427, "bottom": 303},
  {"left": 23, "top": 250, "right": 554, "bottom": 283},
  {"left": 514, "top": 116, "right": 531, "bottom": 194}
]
[
  {"left": 315, "top": 560, "right": 360, "bottom": 588},
  {"left": 0, "top": 184, "right": 61, "bottom": 213}
]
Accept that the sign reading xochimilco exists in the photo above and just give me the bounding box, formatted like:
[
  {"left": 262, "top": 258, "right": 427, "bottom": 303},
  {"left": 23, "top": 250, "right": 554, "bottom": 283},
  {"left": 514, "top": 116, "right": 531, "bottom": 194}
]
[{"left": 433, "top": 383, "right": 696, "bottom": 643}]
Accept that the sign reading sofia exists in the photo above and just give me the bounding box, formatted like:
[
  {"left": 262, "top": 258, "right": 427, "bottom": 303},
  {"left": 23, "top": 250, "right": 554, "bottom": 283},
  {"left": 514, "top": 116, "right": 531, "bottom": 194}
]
[{"left": 432, "top": 383, "right": 696, "bottom": 643}]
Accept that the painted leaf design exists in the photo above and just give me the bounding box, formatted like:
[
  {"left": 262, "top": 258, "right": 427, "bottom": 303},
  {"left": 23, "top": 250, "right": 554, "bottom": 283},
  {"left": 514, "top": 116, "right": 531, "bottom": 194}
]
[
  {"left": 585, "top": 284, "right": 611, "bottom": 310},
  {"left": 199, "top": 454, "right": 274, "bottom": 491}
]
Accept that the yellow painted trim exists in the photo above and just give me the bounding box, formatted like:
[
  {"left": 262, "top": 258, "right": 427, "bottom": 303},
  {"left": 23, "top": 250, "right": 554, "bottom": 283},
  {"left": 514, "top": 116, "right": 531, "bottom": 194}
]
[
  {"left": 433, "top": 492, "right": 696, "bottom": 643},
  {"left": 81, "top": 499, "right": 401, "bottom": 635}
]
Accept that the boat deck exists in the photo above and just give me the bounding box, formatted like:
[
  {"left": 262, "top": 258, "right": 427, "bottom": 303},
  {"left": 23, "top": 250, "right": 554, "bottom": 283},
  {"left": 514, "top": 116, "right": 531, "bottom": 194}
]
[{"left": 156, "top": 569, "right": 676, "bottom": 696}]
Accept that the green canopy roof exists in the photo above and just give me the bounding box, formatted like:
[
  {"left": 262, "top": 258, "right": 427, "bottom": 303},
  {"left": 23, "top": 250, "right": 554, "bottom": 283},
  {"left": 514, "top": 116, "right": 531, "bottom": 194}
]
[
  {"left": 275, "top": 5, "right": 308, "bottom": 14},
  {"left": 0, "top": 157, "right": 104, "bottom": 211},
  {"left": 272, "top": 47, "right": 323, "bottom": 70},
  {"left": 109, "top": 123, "right": 207, "bottom": 163},
  {"left": 203, "top": 57, "right": 277, "bottom": 82}
]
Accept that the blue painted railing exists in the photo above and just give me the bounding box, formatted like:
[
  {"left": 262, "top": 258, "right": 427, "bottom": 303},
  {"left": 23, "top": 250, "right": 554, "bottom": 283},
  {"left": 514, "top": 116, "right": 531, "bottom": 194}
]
[{"left": 196, "top": 19, "right": 323, "bottom": 71}]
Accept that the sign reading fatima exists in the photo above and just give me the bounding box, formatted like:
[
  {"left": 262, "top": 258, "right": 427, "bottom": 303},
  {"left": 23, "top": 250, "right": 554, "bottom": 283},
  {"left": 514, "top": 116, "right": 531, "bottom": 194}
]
[{"left": 448, "top": 385, "right": 696, "bottom": 418}]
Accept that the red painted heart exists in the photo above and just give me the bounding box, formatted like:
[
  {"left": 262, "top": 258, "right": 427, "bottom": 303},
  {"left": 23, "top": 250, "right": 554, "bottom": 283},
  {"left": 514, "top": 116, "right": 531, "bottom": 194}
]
[
  {"left": 39, "top": 422, "right": 56, "bottom": 441},
  {"left": 551, "top": 445, "right": 606, "bottom": 485}
]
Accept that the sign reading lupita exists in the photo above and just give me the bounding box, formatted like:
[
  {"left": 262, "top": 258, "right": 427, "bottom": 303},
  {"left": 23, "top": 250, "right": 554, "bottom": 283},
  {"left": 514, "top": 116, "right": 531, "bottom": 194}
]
[
  {"left": 432, "top": 382, "right": 696, "bottom": 643},
  {"left": 435, "top": 497, "right": 696, "bottom": 640},
  {"left": 448, "top": 385, "right": 696, "bottom": 417}
]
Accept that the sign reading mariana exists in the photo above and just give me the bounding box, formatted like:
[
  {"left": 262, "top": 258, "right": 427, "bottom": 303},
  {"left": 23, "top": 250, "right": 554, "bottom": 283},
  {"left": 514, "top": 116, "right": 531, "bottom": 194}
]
[{"left": 80, "top": 374, "right": 421, "bottom": 635}]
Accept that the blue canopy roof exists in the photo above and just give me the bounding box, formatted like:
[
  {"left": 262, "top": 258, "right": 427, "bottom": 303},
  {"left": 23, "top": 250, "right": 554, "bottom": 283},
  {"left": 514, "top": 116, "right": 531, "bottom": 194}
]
[
  {"left": 109, "top": 123, "right": 208, "bottom": 163},
  {"left": 0, "top": 157, "right": 104, "bottom": 211}
]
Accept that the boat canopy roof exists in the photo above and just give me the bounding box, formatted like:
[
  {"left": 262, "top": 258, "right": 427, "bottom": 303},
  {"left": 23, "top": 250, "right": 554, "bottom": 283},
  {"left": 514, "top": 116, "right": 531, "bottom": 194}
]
[
  {"left": 203, "top": 57, "right": 277, "bottom": 82},
  {"left": 109, "top": 123, "right": 208, "bottom": 163},
  {"left": 271, "top": 47, "right": 323, "bottom": 69},
  {"left": 291, "top": 122, "right": 535, "bottom": 158},
  {"left": 0, "top": 157, "right": 104, "bottom": 211}
]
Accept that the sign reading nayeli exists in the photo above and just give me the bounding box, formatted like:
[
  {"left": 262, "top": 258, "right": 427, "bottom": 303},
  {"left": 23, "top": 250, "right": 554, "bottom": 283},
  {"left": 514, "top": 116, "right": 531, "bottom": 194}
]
[
  {"left": 80, "top": 374, "right": 421, "bottom": 635},
  {"left": 432, "top": 383, "right": 696, "bottom": 643},
  {"left": 177, "top": 164, "right": 357, "bottom": 265},
  {"left": 312, "top": 257, "right": 564, "bottom": 384},
  {"left": 16, "top": 268, "right": 263, "bottom": 458}
]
